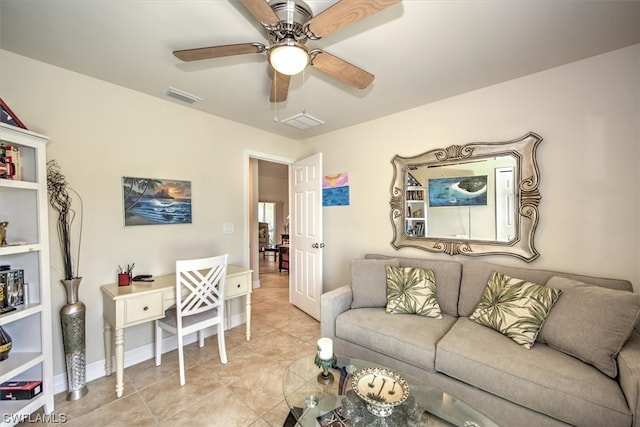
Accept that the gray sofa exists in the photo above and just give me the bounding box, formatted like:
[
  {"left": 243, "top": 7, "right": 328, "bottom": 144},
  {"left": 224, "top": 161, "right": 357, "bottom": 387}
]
[{"left": 321, "top": 254, "right": 640, "bottom": 427}]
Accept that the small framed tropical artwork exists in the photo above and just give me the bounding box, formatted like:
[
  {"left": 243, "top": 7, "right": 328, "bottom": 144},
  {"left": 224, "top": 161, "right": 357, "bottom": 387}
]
[
  {"left": 322, "top": 172, "right": 350, "bottom": 207},
  {"left": 428, "top": 175, "right": 488, "bottom": 207},
  {"left": 122, "top": 177, "right": 192, "bottom": 226}
]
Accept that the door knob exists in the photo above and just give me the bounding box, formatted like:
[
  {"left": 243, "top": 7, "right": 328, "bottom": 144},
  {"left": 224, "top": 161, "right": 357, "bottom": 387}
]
[{"left": 312, "top": 243, "right": 325, "bottom": 248}]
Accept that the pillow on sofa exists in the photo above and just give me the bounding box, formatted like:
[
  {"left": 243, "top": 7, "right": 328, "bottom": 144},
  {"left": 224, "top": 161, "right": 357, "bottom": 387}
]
[
  {"left": 385, "top": 266, "right": 442, "bottom": 318},
  {"left": 350, "top": 258, "right": 400, "bottom": 309},
  {"left": 540, "top": 276, "right": 640, "bottom": 378},
  {"left": 470, "top": 272, "right": 561, "bottom": 349}
]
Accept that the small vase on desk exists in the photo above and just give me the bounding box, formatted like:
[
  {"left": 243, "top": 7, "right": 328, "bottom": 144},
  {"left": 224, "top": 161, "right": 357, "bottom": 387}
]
[{"left": 60, "top": 278, "right": 88, "bottom": 401}]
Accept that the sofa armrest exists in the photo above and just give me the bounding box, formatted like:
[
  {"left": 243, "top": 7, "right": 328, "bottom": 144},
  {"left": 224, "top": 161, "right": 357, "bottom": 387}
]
[
  {"left": 618, "top": 330, "right": 640, "bottom": 427},
  {"left": 320, "top": 285, "right": 353, "bottom": 339}
]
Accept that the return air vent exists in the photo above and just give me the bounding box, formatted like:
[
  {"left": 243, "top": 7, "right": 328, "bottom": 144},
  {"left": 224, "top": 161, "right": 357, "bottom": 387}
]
[{"left": 280, "top": 112, "right": 325, "bottom": 130}]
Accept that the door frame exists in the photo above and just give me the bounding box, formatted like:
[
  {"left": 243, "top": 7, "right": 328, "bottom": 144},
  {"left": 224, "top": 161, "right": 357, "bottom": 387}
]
[{"left": 243, "top": 150, "right": 295, "bottom": 288}]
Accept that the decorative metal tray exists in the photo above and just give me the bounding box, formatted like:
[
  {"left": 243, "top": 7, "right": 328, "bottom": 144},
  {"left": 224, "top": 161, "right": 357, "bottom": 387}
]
[{"left": 350, "top": 367, "right": 409, "bottom": 417}]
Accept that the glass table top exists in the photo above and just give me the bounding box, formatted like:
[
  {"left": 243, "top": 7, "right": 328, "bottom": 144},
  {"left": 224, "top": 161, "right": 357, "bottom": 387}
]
[{"left": 282, "top": 354, "right": 499, "bottom": 427}]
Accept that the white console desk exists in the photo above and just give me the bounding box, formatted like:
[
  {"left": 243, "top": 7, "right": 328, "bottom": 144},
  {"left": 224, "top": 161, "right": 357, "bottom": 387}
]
[{"left": 100, "top": 265, "right": 252, "bottom": 397}]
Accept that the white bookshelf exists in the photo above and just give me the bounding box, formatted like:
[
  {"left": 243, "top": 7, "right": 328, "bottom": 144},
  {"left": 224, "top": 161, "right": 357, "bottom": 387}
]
[
  {"left": 405, "top": 186, "right": 427, "bottom": 237},
  {"left": 0, "top": 123, "right": 54, "bottom": 426}
]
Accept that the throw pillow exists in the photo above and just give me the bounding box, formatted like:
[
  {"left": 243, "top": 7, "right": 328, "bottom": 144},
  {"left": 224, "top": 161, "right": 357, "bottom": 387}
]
[
  {"left": 350, "top": 258, "right": 400, "bottom": 309},
  {"left": 540, "top": 276, "right": 640, "bottom": 378},
  {"left": 385, "top": 266, "right": 442, "bottom": 318},
  {"left": 470, "top": 272, "right": 561, "bottom": 349}
]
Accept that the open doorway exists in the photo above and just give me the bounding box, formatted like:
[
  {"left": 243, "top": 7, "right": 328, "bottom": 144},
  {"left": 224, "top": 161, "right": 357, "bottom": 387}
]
[
  {"left": 246, "top": 151, "right": 324, "bottom": 319},
  {"left": 247, "top": 154, "right": 291, "bottom": 289},
  {"left": 258, "top": 201, "right": 289, "bottom": 275},
  {"left": 258, "top": 202, "right": 276, "bottom": 245}
]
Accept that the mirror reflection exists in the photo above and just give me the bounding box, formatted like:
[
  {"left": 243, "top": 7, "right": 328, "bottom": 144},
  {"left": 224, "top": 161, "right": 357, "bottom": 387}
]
[{"left": 405, "top": 155, "right": 516, "bottom": 242}]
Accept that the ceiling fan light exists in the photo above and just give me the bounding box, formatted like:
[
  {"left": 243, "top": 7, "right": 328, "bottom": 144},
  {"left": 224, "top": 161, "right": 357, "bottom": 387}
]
[{"left": 269, "top": 41, "right": 309, "bottom": 75}]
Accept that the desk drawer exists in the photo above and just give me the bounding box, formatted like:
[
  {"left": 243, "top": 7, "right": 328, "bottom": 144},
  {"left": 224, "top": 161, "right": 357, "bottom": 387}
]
[
  {"left": 226, "top": 273, "right": 250, "bottom": 299},
  {"left": 125, "top": 293, "right": 164, "bottom": 325}
]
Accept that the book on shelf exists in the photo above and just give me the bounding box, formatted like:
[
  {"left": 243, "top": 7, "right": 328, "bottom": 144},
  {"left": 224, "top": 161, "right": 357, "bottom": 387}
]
[
  {"left": 0, "top": 381, "right": 43, "bottom": 400},
  {"left": 406, "top": 221, "right": 425, "bottom": 236},
  {"left": 0, "top": 269, "right": 24, "bottom": 307},
  {"left": 0, "top": 144, "right": 9, "bottom": 179},
  {"left": 406, "top": 189, "right": 424, "bottom": 200},
  {"left": 0, "top": 143, "right": 21, "bottom": 180}
]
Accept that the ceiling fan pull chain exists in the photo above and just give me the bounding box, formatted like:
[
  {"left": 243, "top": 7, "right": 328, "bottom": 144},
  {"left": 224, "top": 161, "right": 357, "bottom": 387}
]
[
  {"left": 301, "top": 67, "right": 306, "bottom": 108},
  {"left": 273, "top": 71, "right": 279, "bottom": 122}
]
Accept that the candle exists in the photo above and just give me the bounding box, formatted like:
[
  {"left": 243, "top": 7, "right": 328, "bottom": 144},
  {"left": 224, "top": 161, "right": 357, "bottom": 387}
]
[{"left": 317, "top": 338, "right": 333, "bottom": 360}]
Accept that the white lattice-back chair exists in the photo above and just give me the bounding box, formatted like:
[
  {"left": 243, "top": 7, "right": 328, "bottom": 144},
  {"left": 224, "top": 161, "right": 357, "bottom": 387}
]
[{"left": 155, "top": 254, "right": 228, "bottom": 386}]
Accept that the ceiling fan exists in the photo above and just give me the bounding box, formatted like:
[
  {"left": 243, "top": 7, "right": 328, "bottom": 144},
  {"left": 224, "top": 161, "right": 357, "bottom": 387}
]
[{"left": 173, "top": 0, "right": 400, "bottom": 103}]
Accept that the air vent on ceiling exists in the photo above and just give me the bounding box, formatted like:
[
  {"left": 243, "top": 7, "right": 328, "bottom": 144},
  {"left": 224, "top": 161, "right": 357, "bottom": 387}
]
[
  {"left": 280, "top": 112, "right": 325, "bottom": 130},
  {"left": 166, "top": 87, "right": 202, "bottom": 104}
]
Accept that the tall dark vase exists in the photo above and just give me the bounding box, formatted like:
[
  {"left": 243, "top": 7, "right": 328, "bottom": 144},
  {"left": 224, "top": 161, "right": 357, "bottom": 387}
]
[
  {"left": 60, "top": 278, "right": 88, "bottom": 401},
  {"left": 0, "top": 325, "right": 12, "bottom": 361}
]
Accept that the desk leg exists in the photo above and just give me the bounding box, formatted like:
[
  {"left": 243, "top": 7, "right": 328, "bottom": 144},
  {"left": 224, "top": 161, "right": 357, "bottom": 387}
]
[
  {"left": 114, "top": 327, "right": 125, "bottom": 398},
  {"left": 245, "top": 293, "right": 251, "bottom": 341},
  {"left": 103, "top": 319, "right": 112, "bottom": 376}
]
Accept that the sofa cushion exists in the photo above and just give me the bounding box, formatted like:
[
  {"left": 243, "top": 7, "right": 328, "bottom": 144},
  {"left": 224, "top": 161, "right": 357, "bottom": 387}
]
[
  {"left": 458, "top": 259, "right": 633, "bottom": 317},
  {"left": 350, "top": 258, "right": 399, "bottom": 309},
  {"left": 365, "top": 254, "right": 462, "bottom": 316},
  {"left": 385, "top": 266, "right": 442, "bottom": 318},
  {"left": 470, "top": 272, "right": 561, "bottom": 349},
  {"left": 540, "top": 276, "right": 640, "bottom": 378},
  {"left": 335, "top": 307, "right": 457, "bottom": 372},
  {"left": 436, "top": 318, "right": 632, "bottom": 427}
]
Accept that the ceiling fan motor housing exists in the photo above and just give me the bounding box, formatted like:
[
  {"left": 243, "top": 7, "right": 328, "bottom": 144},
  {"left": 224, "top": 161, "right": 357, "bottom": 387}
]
[{"left": 268, "top": 0, "right": 313, "bottom": 44}]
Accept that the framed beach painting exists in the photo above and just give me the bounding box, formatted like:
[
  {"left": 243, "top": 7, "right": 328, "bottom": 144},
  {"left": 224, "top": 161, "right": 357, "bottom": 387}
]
[
  {"left": 122, "top": 177, "right": 192, "bottom": 226},
  {"left": 428, "top": 175, "right": 488, "bottom": 207}
]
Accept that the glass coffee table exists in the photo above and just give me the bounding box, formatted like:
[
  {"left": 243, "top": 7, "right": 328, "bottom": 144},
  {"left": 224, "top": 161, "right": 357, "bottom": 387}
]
[{"left": 282, "top": 354, "right": 499, "bottom": 427}]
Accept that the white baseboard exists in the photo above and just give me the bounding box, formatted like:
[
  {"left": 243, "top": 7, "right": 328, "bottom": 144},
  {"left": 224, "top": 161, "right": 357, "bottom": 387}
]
[{"left": 53, "top": 312, "right": 247, "bottom": 394}]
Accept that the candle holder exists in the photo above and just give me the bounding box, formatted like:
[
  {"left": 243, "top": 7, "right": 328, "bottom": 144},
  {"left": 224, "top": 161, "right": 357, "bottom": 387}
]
[{"left": 314, "top": 353, "right": 337, "bottom": 385}]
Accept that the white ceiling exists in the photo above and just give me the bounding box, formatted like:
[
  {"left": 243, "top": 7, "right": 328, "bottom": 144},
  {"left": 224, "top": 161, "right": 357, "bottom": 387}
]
[{"left": 1, "top": 0, "right": 639, "bottom": 141}]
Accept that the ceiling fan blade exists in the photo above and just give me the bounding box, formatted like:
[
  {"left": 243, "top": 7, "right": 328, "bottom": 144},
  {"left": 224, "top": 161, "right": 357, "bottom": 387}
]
[
  {"left": 239, "top": 0, "right": 281, "bottom": 27},
  {"left": 270, "top": 71, "right": 291, "bottom": 103},
  {"left": 305, "top": 0, "right": 400, "bottom": 39},
  {"left": 173, "top": 43, "right": 265, "bottom": 62},
  {"left": 311, "top": 50, "right": 374, "bottom": 89}
]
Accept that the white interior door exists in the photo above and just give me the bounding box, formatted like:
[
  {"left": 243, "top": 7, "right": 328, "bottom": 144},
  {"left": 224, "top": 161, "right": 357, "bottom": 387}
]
[
  {"left": 495, "top": 167, "right": 516, "bottom": 241},
  {"left": 289, "top": 153, "right": 323, "bottom": 320}
]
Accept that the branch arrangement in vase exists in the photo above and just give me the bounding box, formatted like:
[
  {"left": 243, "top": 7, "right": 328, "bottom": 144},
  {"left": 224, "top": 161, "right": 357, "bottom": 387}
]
[{"left": 46, "top": 160, "right": 83, "bottom": 280}]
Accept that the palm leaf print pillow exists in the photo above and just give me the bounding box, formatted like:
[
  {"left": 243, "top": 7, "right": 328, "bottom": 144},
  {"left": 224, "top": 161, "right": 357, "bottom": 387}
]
[
  {"left": 385, "top": 266, "right": 442, "bottom": 318},
  {"left": 470, "top": 272, "right": 561, "bottom": 349}
]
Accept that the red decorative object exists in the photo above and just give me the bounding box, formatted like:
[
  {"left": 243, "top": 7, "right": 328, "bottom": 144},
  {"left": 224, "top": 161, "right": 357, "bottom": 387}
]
[{"left": 0, "top": 98, "right": 27, "bottom": 129}]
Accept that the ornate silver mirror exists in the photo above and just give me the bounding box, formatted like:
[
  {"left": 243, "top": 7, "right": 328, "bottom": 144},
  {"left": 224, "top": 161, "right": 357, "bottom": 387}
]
[{"left": 390, "top": 133, "right": 542, "bottom": 262}]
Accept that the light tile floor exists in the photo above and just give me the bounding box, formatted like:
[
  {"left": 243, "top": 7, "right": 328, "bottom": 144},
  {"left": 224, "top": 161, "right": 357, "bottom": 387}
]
[{"left": 26, "top": 261, "right": 319, "bottom": 426}]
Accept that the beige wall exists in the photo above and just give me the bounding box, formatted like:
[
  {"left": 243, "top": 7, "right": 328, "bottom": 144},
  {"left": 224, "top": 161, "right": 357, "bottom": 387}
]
[
  {"left": 1, "top": 43, "right": 639, "bottom": 383},
  {"left": 306, "top": 44, "right": 640, "bottom": 291},
  {"left": 0, "top": 50, "right": 302, "bottom": 378}
]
